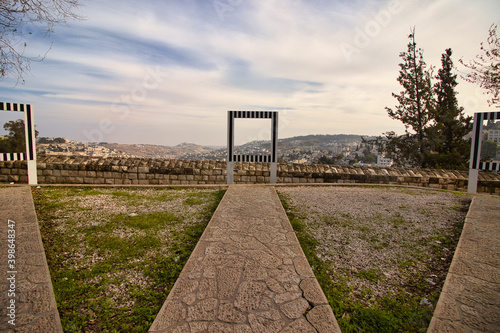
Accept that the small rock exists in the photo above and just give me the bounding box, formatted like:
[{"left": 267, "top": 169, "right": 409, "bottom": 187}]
[
  {"left": 425, "top": 278, "right": 436, "bottom": 285},
  {"left": 129, "top": 213, "right": 138, "bottom": 217},
  {"left": 420, "top": 297, "right": 432, "bottom": 306}
]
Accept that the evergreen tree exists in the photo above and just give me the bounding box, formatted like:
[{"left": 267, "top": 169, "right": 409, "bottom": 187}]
[
  {"left": 427, "top": 49, "right": 472, "bottom": 169},
  {"left": 0, "top": 119, "right": 39, "bottom": 153},
  {"left": 367, "top": 28, "right": 435, "bottom": 167}
]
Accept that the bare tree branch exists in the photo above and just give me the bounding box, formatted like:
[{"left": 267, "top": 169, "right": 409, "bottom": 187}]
[{"left": 0, "top": 0, "right": 84, "bottom": 84}]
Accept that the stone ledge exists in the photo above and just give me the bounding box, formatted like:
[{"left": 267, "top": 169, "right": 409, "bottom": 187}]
[{"left": 1, "top": 155, "right": 499, "bottom": 193}]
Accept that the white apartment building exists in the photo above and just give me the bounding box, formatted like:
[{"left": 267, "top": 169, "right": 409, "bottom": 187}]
[
  {"left": 377, "top": 155, "right": 393, "bottom": 167},
  {"left": 487, "top": 129, "right": 500, "bottom": 145}
]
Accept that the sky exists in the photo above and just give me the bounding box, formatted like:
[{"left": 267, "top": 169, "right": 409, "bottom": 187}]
[{"left": 0, "top": 0, "right": 499, "bottom": 146}]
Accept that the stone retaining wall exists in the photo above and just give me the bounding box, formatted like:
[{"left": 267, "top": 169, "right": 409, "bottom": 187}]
[{"left": 1, "top": 155, "right": 500, "bottom": 193}]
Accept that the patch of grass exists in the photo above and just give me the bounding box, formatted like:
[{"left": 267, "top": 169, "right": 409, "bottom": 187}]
[
  {"left": 33, "top": 186, "right": 226, "bottom": 332},
  {"left": 389, "top": 212, "right": 406, "bottom": 226},
  {"left": 356, "top": 269, "right": 382, "bottom": 282}
]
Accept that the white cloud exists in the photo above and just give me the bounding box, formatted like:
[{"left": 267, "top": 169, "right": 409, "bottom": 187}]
[{"left": 0, "top": 0, "right": 498, "bottom": 146}]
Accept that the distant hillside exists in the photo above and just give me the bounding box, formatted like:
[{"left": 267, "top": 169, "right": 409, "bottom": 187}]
[
  {"left": 278, "top": 134, "right": 367, "bottom": 150},
  {"left": 101, "top": 142, "right": 216, "bottom": 159}
]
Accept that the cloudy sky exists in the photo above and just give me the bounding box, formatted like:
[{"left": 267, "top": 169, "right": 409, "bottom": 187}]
[{"left": 0, "top": 0, "right": 499, "bottom": 146}]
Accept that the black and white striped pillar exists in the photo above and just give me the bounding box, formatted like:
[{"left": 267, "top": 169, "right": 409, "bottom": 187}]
[
  {"left": 227, "top": 111, "right": 278, "bottom": 184},
  {"left": 468, "top": 111, "right": 500, "bottom": 193},
  {"left": 0, "top": 102, "right": 38, "bottom": 185}
]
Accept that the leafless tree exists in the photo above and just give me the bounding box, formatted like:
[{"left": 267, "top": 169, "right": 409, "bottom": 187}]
[
  {"left": 459, "top": 24, "right": 499, "bottom": 108},
  {"left": 0, "top": 0, "right": 83, "bottom": 83}
]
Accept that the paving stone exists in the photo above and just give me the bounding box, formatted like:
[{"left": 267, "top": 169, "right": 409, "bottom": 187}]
[
  {"left": 243, "top": 260, "right": 269, "bottom": 281},
  {"left": 189, "top": 321, "right": 209, "bottom": 332},
  {"left": 218, "top": 301, "right": 246, "bottom": 323},
  {"left": 248, "top": 309, "right": 284, "bottom": 333},
  {"left": 280, "top": 298, "right": 310, "bottom": 319},
  {"left": 149, "top": 300, "right": 186, "bottom": 331},
  {"left": 208, "top": 322, "right": 252, "bottom": 333},
  {"left": 187, "top": 298, "right": 218, "bottom": 321},
  {"left": 306, "top": 305, "right": 341, "bottom": 332},
  {"left": 293, "top": 256, "right": 314, "bottom": 277},
  {"left": 217, "top": 266, "right": 242, "bottom": 299},
  {"left": 280, "top": 318, "right": 317, "bottom": 332},
  {"left": 300, "top": 278, "right": 329, "bottom": 306},
  {"left": 245, "top": 250, "right": 283, "bottom": 269},
  {"left": 169, "top": 278, "right": 199, "bottom": 299},
  {"left": 234, "top": 280, "right": 267, "bottom": 312},
  {"left": 198, "top": 278, "right": 217, "bottom": 300}
]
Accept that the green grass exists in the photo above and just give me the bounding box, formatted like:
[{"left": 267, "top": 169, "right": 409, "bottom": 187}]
[
  {"left": 33, "top": 186, "right": 225, "bottom": 332},
  {"left": 277, "top": 190, "right": 466, "bottom": 333}
]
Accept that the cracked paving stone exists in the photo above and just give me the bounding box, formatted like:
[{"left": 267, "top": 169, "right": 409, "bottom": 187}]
[{"left": 280, "top": 298, "right": 311, "bottom": 319}]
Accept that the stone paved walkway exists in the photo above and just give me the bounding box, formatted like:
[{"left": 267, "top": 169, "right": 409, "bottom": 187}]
[
  {"left": 149, "top": 185, "right": 340, "bottom": 332},
  {"left": 0, "top": 186, "right": 62, "bottom": 333},
  {"left": 428, "top": 194, "right": 500, "bottom": 332}
]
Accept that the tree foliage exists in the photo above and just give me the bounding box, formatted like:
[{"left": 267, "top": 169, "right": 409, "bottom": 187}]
[
  {"left": 459, "top": 24, "right": 499, "bottom": 108},
  {"left": 426, "top": 48, "right": 472, "bottom": 170},
  {"left": 0, "top": 0, "right": 83, "bottom": 83},
  {"left": 0, "top": 119, "right": 39, "bottom": 153},
  {"left": 367, "top": 29, "right": 472, "bottom": 170},
  {"left": 386, "top": 28, "right": 434, "bottom": 161}
]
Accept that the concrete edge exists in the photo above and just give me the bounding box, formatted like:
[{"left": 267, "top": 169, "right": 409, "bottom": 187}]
[
  {"left": 26, "top": 186, "right": 64, "bottom": 332},
  {"left": 426, "top": 194, "right": 478, "bottom": 332}
]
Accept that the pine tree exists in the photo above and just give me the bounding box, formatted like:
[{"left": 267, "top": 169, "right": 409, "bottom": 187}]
[
  {"left": 427, "top": 49, "right": 472, "bottom": 169},
  {"left": 384, "top": 28, "right": 435, "bottom": 167}
]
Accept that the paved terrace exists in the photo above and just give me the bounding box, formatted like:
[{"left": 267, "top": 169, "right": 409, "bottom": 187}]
[
  {"left": 0, "top": 185, "right": 499, "bottom": 332},
  {"left": 150, "top": 185, "right": 340, "bottom": 332}
]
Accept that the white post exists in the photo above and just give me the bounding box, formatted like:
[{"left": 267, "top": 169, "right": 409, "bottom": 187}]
[
  {"left": 468, "top": 169, "right": 479, "bottom": 194},
  {"left": 270, "top": 162, "right": 277, "bottom": 184},
  {"left": 467, "top": 113, "right": 484, "bottom": 194},
  {"left": 227, "top": 161, "right": 234, "bottom": 185}
]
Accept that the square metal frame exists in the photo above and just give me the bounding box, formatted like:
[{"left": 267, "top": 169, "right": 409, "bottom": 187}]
[
  {"left": 227, "top": 111, "right": 278, "bottom": 184},
  {"left": 468, "top": 111, "right": 500, "bottom": 193},
  {"left": 0, "top": 102, "right": 38, "bottom": 184}
]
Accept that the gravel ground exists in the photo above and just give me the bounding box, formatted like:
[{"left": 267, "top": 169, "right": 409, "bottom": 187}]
[
  {"left": 277, "top": 185, "right": 471, "bottom": 306},
  {"left": 33, "top": 186, "right": 224, "bottom": 330}
]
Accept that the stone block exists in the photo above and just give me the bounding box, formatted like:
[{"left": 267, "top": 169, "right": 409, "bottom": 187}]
[
  {"left": 94, "top": 178, "right": 105, "bottom": 184},
  {"left": 83, "top": 177, "right": 94, "bottom": 184}
]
